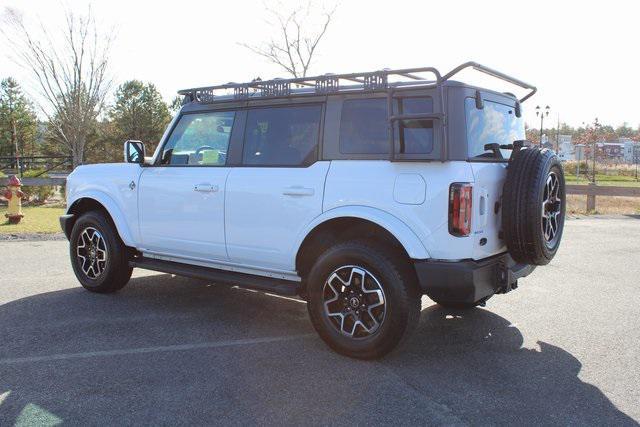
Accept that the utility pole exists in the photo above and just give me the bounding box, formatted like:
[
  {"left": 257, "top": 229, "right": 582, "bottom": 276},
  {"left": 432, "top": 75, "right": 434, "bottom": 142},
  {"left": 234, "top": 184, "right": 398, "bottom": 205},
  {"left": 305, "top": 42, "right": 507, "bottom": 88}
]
[
  {"left": 592, "top": 117, "right": 600, "bottom": 184},
  {"left": 536, "top": 105, "right": 550, "bottom": 147},
  {"left": 555, "top": 113, "right": 560, "bottom": 153}
]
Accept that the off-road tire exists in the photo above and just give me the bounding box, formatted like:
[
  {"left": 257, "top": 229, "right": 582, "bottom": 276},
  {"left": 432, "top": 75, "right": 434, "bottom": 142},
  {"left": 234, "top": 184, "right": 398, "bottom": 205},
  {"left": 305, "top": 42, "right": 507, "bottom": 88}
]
[
  {"left": 306, "top": 240, "right": 420, "bottom": 359},
  {"left": 502, "top": 147, "right": 566, "bottom": 265},
  {"left": 69, "top": 211, "right": 132, "bottom": 293}
]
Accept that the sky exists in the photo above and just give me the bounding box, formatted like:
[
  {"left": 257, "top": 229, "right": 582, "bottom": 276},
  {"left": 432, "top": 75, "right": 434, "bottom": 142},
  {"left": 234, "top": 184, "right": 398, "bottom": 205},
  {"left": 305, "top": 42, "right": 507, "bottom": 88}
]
[{"left": 0, "top": 0, "right": 638, "bottom": 129}]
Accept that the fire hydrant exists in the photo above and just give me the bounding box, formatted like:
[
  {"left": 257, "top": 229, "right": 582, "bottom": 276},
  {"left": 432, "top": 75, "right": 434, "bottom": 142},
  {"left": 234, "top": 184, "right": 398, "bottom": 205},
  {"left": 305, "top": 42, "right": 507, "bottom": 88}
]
[{"left": 3, "top": 175, "right": 24, "bottom": 224}]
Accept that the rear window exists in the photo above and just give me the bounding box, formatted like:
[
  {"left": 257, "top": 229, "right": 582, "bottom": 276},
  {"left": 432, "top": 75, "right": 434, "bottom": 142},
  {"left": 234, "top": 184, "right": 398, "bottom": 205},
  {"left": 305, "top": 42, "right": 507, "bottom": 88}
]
[
  {"left": 339, "top": 97, "right": 434, "bottom": 155},
  {"left": 339, "top": 99, "right": 388, "bottom": 154},
  {"left": 465, "top": 98, "right": 524, "bottom": 158},
  {"left": 242, "top": 105, "right": 321, "bottom": 166}
]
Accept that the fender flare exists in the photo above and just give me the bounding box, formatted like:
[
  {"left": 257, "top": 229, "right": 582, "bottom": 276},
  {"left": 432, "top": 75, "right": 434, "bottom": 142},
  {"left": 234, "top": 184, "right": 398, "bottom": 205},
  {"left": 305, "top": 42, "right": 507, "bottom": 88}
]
[
  {"left": 67, "top": 191, "right": 136, "bottom": 247},
  {"left": 291, "top": 206, "right": 430, "bottom": 263}
]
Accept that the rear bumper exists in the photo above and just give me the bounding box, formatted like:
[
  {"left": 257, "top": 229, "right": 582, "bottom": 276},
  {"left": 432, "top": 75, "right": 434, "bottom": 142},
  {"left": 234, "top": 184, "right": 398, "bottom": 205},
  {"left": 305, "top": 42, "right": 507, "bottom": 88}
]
[
  {"left": 414, "top": 253, "right": 535, "bottom": 304},
  {"left": 59, "top": 214, "right": 74, "bottom": 240}
]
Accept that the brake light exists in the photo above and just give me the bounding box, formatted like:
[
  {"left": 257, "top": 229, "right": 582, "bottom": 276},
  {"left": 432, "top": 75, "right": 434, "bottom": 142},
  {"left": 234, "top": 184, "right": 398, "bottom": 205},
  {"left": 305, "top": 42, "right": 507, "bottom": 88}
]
[{"left": 449, "top": 183, "right": 473, "bottom": 237}]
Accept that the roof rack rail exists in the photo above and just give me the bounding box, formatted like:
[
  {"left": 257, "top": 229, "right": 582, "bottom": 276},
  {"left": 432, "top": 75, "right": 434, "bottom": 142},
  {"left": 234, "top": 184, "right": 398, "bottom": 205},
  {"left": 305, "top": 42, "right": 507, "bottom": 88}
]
[
  {"left": 178, "top": 61, "right": 536, "bottom": 104},
  {"left": 441, "top": 61, "right": 537, "bottom": 102}
]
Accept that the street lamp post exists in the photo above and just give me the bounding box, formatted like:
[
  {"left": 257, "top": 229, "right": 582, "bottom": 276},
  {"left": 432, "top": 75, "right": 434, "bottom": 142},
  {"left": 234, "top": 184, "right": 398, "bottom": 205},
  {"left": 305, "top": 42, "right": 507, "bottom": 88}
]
[{"left": 536, "top": 105, "right": 550, "bottom": 147}]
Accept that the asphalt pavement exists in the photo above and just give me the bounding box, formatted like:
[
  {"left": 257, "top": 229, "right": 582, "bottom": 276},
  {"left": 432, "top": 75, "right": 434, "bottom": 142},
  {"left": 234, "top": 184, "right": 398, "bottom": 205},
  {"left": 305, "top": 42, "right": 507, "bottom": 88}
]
[{"left": 0, "top": 216, "right": 639, "bottom": 425}]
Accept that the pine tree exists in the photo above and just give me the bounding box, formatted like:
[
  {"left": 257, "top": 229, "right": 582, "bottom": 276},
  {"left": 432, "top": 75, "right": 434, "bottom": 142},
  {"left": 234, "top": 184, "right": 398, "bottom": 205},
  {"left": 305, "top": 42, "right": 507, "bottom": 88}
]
[
  {"left": 109, "top": 80, "right": 171, "bottom": 155},
  {"left": 0, "top": 78, "right": 38, "bottom": 162}
]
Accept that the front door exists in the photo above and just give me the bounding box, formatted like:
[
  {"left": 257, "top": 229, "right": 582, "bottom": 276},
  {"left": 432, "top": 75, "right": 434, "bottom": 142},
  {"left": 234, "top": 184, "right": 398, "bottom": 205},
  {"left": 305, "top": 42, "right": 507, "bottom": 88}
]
[
  {"left": 225, "top": 104, "right": 328, "bottom": 271},
  {"left": 138, "top": 110, "right": 236, "bottom": 262}
]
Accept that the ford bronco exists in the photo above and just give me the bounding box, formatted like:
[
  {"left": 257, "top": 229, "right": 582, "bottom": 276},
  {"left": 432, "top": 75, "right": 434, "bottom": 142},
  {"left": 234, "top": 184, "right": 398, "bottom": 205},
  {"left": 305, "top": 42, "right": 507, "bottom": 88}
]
[{"left": 60, "top": 62, "right": 566, "bottom": 359}]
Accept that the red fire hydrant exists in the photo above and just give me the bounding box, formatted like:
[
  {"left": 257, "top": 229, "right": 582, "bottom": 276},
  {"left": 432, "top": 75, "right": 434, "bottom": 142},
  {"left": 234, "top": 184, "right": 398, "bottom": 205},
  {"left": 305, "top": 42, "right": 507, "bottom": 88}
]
[{"left": 3, "top": 175, "right": 24, "bottom": 224}]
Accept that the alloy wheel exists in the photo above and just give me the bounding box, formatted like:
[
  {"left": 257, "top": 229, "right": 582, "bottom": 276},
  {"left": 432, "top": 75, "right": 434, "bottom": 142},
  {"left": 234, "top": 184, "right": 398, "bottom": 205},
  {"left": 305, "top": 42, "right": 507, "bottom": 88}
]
[
  {"left": 541, "top": 171, "right": 562, "bottom": 246},
  {"left": 322, "top": 265, "right": 386, "bottom": 339},
  {"left": 76, "top": 227, "right": 108, "bottom": 279}
]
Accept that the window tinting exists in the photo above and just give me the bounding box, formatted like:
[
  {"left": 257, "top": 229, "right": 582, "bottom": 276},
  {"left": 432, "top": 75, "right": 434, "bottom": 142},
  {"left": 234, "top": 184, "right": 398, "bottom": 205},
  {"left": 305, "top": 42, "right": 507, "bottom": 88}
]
[
  {"left": 339, "top": 99, "right": 388, "bottom": 154},
  {"left": 339, "top": 97, "right": 434, "bottom": 155},
  {"left": 242, "top": 105, "right": 321, "bottom": 166},
  {"left": 397, "top": 97, "right": 434, "bottom": 154},
  {"left": 160, "top": 111, "right": 235, "bottom": 166},
  {"left": 465, "top": 98, "right": 524, "bottom": 158}
]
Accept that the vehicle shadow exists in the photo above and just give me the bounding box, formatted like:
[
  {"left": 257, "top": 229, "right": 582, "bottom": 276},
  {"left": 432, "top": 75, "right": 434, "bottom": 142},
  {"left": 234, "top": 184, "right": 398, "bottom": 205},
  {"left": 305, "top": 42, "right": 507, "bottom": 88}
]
[{"left": 0, "top": 274, "right": 636, "bottom": 425}]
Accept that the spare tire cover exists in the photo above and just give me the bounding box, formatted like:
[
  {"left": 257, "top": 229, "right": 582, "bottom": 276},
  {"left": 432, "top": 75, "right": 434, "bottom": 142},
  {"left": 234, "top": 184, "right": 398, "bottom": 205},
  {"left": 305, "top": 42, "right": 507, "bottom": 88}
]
[{"left": 502, "top": 147, "right": 566, "bottom": 265}]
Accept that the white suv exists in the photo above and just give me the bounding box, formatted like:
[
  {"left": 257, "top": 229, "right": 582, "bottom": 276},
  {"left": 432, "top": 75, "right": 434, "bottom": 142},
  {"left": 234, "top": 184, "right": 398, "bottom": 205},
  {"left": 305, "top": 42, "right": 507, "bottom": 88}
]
[{"left": 61, "top": 62, "right": 566, "bottom": 359}]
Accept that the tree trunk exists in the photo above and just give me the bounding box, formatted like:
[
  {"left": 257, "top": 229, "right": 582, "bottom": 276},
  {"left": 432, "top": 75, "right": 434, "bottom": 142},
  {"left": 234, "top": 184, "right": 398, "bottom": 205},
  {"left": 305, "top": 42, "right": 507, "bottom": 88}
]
[{"left": 72, "top": 147, "right": 83, "bottom": 168}]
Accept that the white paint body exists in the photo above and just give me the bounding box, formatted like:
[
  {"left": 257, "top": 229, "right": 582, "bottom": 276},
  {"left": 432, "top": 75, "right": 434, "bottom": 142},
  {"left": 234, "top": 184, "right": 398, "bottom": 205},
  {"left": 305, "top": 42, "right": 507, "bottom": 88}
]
[{"left": 66, "top": 158, "right": 507, "bottom": 278}]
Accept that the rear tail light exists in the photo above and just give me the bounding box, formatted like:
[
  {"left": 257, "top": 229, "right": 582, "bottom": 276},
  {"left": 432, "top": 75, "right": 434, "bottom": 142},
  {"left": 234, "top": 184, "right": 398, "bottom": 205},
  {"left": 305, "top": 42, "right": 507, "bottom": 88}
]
[{"left": 449, "top": 183, "right": 473, "bottom": 237}]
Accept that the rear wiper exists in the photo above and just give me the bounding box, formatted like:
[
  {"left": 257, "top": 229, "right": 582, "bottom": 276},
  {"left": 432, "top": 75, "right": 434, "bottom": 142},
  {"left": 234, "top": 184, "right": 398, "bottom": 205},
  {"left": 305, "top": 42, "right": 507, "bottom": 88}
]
[{"left": 482, "top": 143, "right": 512, "bottom": 159}]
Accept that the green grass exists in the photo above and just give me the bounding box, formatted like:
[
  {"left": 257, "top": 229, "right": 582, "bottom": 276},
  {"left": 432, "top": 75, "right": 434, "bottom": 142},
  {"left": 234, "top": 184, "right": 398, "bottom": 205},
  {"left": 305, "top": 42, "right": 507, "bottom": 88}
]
[
  {"left": 0, "top": 205, "right": 66, "bottom": 234},
  {"left": 565, "top": 174, "right": 640, "bottom": 187}
]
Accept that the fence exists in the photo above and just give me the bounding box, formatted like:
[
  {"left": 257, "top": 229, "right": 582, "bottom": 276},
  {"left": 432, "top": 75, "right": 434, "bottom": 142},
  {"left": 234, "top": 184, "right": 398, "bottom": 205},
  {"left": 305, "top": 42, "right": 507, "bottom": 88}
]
[
  {"left": 0, "top": 155, "right": 73, "bottom": 178},
  {"left": 566, "top": 184, "right": 640, "bottom": 211},
  {"left": 1, "top": 177, "right": 638, "bottom": 212}
]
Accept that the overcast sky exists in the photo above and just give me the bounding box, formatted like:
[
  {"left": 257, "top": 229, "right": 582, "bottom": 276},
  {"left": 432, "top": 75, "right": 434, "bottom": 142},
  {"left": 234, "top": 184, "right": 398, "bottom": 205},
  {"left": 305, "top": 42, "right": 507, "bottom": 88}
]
[{"left": 1, "top": 0, "right": 638, "bottom": 129}]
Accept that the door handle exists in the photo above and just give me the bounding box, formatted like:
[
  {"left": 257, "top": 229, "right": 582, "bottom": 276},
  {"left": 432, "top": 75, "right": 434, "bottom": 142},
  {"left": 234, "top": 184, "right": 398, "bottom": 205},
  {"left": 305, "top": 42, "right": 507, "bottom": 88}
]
[
  {"left": 282, "top": 186, "right": 315, "bottom": 197},
  {"left": 194, "top": 184, "right": 219, "bottom": 193}
]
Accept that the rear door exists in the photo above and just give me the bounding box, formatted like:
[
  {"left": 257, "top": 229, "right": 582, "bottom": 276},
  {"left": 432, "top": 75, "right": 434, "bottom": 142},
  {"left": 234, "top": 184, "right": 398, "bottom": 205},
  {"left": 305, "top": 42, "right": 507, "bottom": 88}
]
[
  {"left": 138, "top": 110, "right": 237, "bottom": 262},
  {"left": 464, "top": 93, "right": 525, "bottom": 259},
  {"left": 225, "top": 103, "right": 328, "bottom": 271}
]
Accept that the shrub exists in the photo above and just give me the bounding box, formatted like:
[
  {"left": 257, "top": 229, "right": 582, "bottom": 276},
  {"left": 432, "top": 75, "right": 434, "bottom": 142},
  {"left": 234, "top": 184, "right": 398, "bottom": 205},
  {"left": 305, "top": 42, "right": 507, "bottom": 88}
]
[{"left": 19, "top": 169, "right": 55, "bottom": 204}]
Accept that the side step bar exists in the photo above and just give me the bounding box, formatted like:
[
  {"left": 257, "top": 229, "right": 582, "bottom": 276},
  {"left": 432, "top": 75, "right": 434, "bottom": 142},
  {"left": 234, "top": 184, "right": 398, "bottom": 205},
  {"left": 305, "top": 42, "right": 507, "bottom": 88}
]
[{"left": 129, "top": 257, "right": 300, "bottom": 296}]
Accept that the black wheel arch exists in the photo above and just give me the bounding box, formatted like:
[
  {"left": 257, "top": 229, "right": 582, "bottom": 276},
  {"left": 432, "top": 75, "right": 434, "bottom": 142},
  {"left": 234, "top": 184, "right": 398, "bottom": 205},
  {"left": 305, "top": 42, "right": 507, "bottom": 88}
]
[
  {"left": 295, "top": 217, "right": 415, "bottom": 297},
  {"left": 66, "top": 198, "right": 122, "bottom": 243}
]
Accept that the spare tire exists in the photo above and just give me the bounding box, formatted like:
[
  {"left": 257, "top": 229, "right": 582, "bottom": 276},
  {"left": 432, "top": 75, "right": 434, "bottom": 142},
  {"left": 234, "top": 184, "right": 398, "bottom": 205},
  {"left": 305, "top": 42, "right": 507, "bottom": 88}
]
[{"left": 502, "top": 147, "right": 566, "bottom": 265}]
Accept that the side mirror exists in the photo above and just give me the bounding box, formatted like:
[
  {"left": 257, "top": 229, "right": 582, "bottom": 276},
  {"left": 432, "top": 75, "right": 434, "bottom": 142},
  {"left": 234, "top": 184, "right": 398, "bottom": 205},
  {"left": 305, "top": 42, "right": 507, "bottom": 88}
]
[{"left": 124, "top": 140, "right": 145, "bottom": 164}]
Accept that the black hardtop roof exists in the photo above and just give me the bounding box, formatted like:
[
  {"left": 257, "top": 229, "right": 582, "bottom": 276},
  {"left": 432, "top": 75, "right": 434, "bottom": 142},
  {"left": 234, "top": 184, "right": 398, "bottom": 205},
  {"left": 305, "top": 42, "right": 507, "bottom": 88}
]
[{"left": 177, "top": 61, "right": 536, "bottom": 107}]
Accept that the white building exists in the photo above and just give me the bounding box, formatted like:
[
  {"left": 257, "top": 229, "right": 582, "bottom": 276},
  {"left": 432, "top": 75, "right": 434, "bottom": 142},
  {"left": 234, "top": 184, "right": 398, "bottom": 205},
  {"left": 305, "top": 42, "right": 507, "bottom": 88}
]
[
  {"left": 556, "top": 134, "right": 574, "bottom": 161},
  {"left": 621, "top": 139, "right": 640, "bottom": 164}
]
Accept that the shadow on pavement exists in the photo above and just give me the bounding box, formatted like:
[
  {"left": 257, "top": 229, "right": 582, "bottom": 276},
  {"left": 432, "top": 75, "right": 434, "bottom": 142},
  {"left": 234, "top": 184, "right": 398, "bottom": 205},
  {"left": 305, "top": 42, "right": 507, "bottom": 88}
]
[{"left": 0, "top": 274, "right": 636, "bottom": 425}]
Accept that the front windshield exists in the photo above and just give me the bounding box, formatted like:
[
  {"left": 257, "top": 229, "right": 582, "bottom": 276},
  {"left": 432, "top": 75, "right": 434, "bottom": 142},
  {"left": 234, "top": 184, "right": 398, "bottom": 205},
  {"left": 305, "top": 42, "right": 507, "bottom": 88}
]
[{"left": 465, "top": 97, "right": 524, "bottom": 158}]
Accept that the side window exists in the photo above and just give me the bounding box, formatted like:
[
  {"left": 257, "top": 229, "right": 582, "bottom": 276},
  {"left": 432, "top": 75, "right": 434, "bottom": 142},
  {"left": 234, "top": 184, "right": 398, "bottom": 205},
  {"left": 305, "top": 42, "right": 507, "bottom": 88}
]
[
  {"left": 160, "top": 111, "right": 235, "bottom": 166},
  {"left": 242, "top": 105, "right": 321, "bottom": 166},
  {"left": 338, "top": 97, "right": 434, "bottom": 155},
  {"left": 397, "top": 97, "right": 434, "bottom": 155},
  {"left": 339, "top": 99, "right": 388, "bottom": 154}
]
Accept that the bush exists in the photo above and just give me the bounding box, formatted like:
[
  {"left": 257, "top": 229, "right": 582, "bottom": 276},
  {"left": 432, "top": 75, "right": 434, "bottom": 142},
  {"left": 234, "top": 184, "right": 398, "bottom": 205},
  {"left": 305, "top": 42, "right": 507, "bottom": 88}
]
[
  {"left": 563, "top": 161, "right": 639, "bottom": 178},
  {"left": 19, "top": 169, "right": 55, "bottom": 204}
]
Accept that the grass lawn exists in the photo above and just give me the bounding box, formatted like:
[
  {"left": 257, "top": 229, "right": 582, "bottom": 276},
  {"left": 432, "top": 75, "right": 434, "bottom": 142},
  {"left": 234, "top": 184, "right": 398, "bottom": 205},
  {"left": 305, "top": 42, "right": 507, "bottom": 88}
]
[
  {"left": 565, "top": 174, "right": 640, "bottom": 187},
  {"left": 0, "top": 205, "right": 66, "bottom": 234}
]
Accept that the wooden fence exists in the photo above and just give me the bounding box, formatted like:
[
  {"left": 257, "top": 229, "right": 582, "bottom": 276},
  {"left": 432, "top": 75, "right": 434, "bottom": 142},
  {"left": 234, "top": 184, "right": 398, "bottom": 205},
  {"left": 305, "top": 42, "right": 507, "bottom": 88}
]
[
  {"left": 566, "top": 184, "right": 640, "bottom": 211},
  {"left": 2, "top": 177, "right": 638, "bottom": 212},
  {"left": 0, "top": 177, "right": 67, "bottom": 186}
]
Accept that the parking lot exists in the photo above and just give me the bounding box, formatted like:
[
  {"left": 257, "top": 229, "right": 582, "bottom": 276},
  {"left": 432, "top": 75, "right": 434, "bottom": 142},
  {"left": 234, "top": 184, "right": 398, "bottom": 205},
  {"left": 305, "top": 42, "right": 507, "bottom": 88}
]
[{"left": 0, "top": 216, "right": 639, "bottom": 425}]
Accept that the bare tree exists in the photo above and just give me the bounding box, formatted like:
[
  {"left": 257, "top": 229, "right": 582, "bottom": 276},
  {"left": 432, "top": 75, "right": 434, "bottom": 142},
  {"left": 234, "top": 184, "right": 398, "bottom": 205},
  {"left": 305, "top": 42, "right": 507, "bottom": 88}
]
[
  {"left": 1, "top": 7, "right": 113, "bottom": 167},
  {"left": 241, "top": 2, "right": 336, "bottom": 78}
]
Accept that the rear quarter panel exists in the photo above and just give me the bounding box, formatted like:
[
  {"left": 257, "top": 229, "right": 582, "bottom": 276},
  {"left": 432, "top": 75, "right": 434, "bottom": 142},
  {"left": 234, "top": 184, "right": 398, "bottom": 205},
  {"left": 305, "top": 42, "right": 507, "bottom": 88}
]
[{"left": 323, "top": 160, "right": 477, "bottom": 260}]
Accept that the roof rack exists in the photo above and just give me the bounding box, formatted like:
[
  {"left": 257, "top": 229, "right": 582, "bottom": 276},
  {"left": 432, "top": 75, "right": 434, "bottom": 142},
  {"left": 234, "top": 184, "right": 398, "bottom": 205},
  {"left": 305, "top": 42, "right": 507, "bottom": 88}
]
[{"left": 177, "top": 61, "right": 536, "bottom": 104}]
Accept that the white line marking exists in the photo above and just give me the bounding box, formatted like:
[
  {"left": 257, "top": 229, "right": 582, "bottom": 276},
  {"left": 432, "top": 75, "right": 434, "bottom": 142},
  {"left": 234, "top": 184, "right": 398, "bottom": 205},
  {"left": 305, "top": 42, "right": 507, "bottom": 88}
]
[
  {"left": 0, "top": 334, "right": 314, "bottom": 365},
  {"left": 0, "top": 390, "right": 10, "bottom": 406}
]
